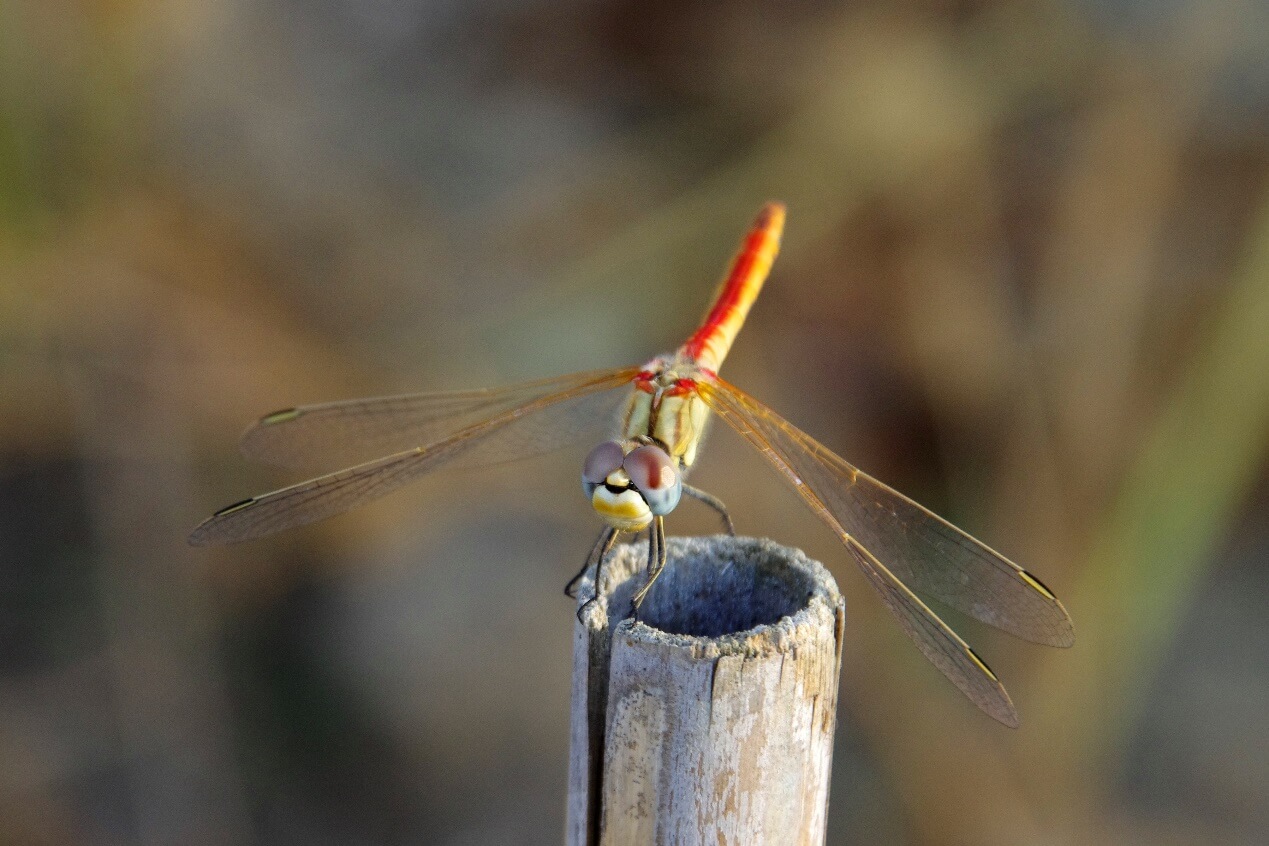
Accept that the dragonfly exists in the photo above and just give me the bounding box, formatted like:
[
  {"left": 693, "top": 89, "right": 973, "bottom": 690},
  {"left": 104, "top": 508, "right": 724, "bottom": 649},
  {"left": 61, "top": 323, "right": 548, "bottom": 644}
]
[{"left": 190, "top": 203, "right": 1073, "bottom": 727}]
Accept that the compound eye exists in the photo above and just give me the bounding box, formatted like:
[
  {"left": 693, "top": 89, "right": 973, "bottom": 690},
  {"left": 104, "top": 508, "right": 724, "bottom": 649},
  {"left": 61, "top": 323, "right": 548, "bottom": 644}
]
[
  {"left": 624, "top": 445, "right": 682, "bottom": 515},
  {"left": 623, "top": 445, "right": 676, "bottom": 491},
  {"left": 583, "top": 441, "right": 625, "bottom": 486}
]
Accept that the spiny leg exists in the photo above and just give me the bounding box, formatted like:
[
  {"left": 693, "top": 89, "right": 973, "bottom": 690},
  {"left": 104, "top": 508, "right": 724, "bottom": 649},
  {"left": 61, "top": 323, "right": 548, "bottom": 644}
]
[
  {"left": 565, "top": 526, "right": 618, "bottom": 599},
  {"left": 573, "top": 528, "right": 619, "bottom": 623},
  {"left": 683, "top": 484, "right": 735, "bottom": 535},
  {"left": 630, "top": 516, "right": 668, "bottom": 616},
  {"left": 628, "top": 523, "right": 658, "bottom": 618}
]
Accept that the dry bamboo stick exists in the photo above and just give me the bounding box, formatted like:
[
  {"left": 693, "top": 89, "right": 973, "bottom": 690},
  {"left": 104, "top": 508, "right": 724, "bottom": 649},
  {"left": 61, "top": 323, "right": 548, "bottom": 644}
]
[{"left": 567, "top": 535, "right": 845, "bottom": 846}]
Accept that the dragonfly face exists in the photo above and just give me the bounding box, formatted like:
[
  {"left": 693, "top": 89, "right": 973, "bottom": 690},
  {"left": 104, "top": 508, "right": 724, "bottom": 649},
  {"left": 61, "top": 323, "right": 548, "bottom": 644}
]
[{"left": 583, "top": 439, "right": 683, "bottom": 531}]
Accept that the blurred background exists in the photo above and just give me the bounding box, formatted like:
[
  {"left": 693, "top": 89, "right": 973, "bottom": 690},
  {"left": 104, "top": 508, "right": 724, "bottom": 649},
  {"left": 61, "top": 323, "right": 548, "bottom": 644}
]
[{"left": 2, "top": 0, "right": 1267, "bottom": 843}]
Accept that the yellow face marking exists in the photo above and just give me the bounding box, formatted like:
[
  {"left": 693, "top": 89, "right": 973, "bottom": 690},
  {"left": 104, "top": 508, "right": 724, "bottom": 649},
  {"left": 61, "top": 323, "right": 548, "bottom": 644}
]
[{"left": 591, "top": 487, "right": 652, "bottom": 531}]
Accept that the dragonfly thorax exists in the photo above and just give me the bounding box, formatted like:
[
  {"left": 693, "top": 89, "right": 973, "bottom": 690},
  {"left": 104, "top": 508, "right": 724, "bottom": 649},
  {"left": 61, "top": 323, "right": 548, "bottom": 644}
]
[{"left": 621, "top": 360, "right": 711, "bottom": 470}]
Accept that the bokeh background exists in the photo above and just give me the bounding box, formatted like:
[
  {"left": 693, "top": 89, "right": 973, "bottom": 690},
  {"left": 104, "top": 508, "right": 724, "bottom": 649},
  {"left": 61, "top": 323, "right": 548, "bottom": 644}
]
[{"left": 3, "top": 1, "right": 1268, "bottom": 843}]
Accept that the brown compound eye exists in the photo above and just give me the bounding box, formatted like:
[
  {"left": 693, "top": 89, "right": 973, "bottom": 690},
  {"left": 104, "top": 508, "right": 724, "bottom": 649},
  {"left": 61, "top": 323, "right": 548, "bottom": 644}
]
[
  {"left": 623, "top": 444, "right": 682, "bottom": 516},
  {"left": 623, "top": 445, "right": 674, "bottom": 490},
  {"left": 582, "top": 441, "right": 625, "bottom": 486}
]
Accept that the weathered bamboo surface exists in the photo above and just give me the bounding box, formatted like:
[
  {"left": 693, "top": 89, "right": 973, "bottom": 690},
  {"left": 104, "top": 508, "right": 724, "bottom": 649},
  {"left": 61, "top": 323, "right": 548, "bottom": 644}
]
[{"left": 567, "top": 535, "right": 845, "bottom": 846}]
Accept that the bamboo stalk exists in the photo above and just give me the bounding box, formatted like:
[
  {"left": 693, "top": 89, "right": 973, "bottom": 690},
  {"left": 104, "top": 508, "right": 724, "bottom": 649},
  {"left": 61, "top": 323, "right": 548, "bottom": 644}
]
[{"left": 567, "top": 535, "right": 845, "bottom": 846}]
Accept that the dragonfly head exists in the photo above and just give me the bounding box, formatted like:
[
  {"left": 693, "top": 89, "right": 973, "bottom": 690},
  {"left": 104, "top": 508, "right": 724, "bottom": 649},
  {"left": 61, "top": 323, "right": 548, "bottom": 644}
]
[{"left": 582, "top": 440, "right": 682, "bottom": 531}]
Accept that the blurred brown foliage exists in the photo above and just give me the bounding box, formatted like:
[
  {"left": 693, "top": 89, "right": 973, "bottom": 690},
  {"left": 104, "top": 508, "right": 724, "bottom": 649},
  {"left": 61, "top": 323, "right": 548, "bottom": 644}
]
[{"left": 2, "top": 1, "right": 1267, "bottom": 844}]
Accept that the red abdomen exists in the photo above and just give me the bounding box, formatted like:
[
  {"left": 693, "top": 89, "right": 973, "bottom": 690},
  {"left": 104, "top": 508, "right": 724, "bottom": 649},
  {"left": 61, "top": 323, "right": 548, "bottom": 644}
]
[{"left": 680, "top": 202, "right": 785, "bottom": 372}]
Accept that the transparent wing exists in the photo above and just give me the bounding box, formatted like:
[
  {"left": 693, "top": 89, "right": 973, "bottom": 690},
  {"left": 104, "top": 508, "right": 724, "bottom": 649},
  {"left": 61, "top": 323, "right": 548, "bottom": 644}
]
[
  {"left": 190, "top": 367, "right": 639, "bottom": 546},
  {"left": 697, "top": 377, "right": 1074, "bottom": 726},
  {"left": 697, "top": 376, "right": 1073, "bottom": 646},
  {"left": 846, "top": 535, "right": 1018, "bottom": 727},
  {"left": 241, "top": 368, "right": 637, "bottom": 470}
]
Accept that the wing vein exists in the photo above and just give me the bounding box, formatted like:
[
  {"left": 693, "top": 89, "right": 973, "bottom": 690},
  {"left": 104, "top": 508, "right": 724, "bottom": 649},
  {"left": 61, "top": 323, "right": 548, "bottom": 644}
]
[
  {"left": 698, "top": 376, "right": 1072, "bottom": 646},
  {"left": 696, "top": 376, "right": 1039, "bottom": 725},
  {"left": 190, "top": 368, "right": 638, "bottom": 545}
]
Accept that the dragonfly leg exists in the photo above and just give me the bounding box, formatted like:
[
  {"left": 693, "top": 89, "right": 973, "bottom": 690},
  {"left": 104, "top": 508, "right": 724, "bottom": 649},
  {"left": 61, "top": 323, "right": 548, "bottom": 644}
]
[
  {"left": 683, "top": 484, "right": 735, "bottom": 535},
  {"left": 575, "top": 527, "right": 619, "bottom": 622},
  {"left": 630, "top": 516, "right": 668, "bottom": 617},
  {"left": 566, "top": 526, "right": 618, "bottom": 599}
]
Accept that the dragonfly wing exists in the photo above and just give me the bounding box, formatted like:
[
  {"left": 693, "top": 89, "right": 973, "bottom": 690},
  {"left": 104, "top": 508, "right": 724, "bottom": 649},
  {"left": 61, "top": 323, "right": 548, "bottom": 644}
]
[
  {"left": 696, "top": 377, "right": 1073, "bottom": 646},
  {"left": 242, "top": 368, "right": 637, "bottom": 470},
  {"left": 696, "top": 380, "right": 1023, "bottom": 724},
  {"left": 191, "top": 367, "right": 638, "bottom": 545},
  {"left": 845, "top": 536, "right": 1018, "bottom": 727}
]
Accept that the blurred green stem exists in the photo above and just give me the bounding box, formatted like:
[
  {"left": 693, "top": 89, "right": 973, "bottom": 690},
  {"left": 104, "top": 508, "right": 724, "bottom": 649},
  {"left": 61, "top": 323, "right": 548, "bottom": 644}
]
[{"left": 1033, "top": 188, "right": 1269, "bottom": 786}]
